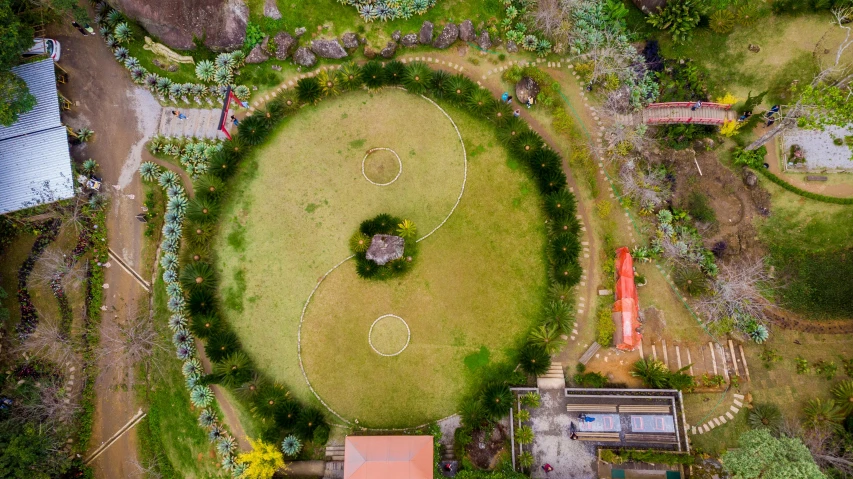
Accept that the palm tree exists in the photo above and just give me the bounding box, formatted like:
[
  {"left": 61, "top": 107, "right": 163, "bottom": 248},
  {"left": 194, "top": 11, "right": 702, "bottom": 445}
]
[
  {"left": 180, "top": 262, "right": 217, "bottom": 293},
  {"left": 482, "top": 383, "right": 512, "bottom": 420},
  {"left": 748, "top": 403, "right": 782, "bottom": 431},
  {"left": 428, "top": 69, "right": 450, "bottom": 98},
  {"left": 544, "top": 190, "right": 576, "bottom": 222},
  {"left": 402, "top": 62, "right": 431, "bottom": 95},
  {"left": 520, "top": 392, "right": 541, "bottom": 408},
  {"left": 518, "top": 451, "right": 534, "bottom": 470},
  {"left": 362, "top": 61, "right": 385, "bottom": 89},
  {"left": 195, "top": 175, "right": 224, "bottom": 201},
  {"left": 444, "top": 74, "right": 472, "bottom": 104},
  {"left": 528, "top": 324, "right": 565, "bottom": 355},
  {"left": 337, "top": 62, "right": 362, "bottom": 91},
  {"left": 631, "top": 359, "right": 670, "bottom": 389},
  {"left": 803, "top": 398, "right": 845, "bottom": 432},
  {"left": 297, "top": 77, "right": 322, "bottom": 105},
  {"left": 349, "top": 232, "right": 371, "bottom": 253},
  {"left": 396, "top": 219, "right": 417, "bottom": 239},
  {"left": 519, "top": 344, "right": 551, "bottom": 376},
  {"left": 515, "top": 425, "right": 534, "bottom": 445},
  {"left": 543, "top": 301, "right": 574, "bottom": 335},
  {"left": 317, "top": 70, "right": 340, "bottom": 97},
  {"left": 237, "top": 115, "right": 270, "bottom": 146},
  {"left": 465, "top": 88, "right": 492, "bottom": 116},
  {"left": 274, "top": 400, "right": 301, "bottom": 429},
  {"left": 213, "top": 351, "right": 252, "bottom": 388},
  {"left": 383, "top": 61, "right": 405, "bottom": 85},
  {"left": 832, "top": 380, "right": 853, "bottom": 414},
  {"left": 297, "top": 407, "right": 327, "bottom": 439},
  {"left": 205, "top": 330, "right": 240, "bottom": 363},
  {"left": 187, "top": 197, "right": 220, "bottom": 224},
  {"left": 251, "top": 383, "right": 288, "bottom": 420}
]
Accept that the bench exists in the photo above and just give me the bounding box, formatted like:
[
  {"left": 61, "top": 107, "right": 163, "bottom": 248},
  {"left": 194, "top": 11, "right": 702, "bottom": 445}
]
[
  {"left": 567, "top": 404, "right": 618, "bottom": 413},
  {"left": 576, "top": 432, "right": 621, "bottom": 442},
  {"left": 618, "top": 405, "right": 671, "bottom": 413},
  {"left": 806, "top": 176, "right": 828, "bottom": 181}
]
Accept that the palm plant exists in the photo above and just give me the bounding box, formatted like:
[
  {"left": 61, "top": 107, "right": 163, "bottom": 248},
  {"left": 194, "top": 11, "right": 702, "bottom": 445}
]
[
  {"left": 209, "top": 150, "right": 239, "bottom": 179},
  {"left": 105, "top": 9, "right": 123, "bottom": 27},
  {"left": 190, "top": 385, "right": 215, "bottom": 408},
  {"left": 180, "top": 261, "right": 217, "bottom": 293},
  {"left": 520, "top": 392, "right": 540, "bottom": 408},
  {"left": 647, "top": 0, "right": 703, "bottom": 44},
  {"left": 528, "top": 324, "right": 565, "bottom": 354},
  {"left": 748, "top": 403, "right": 782, "bottom": 431},
  {"left": 190, "top": 314, "right": 220, "bottom": 339},
  {"left": 317, "top": 70, "right": 340, "bottom": 97},
  {"left": 113, "top": 22, "right": 132, "bottom": 43},
  {"left": 81, "top": 158, "right": 98, "bottom": 173},
  {"left": 544, "top": 190, "right": 576, "bottom": 221},
  {"left": 552, "top": 258, "right": 582, "bottom": 286},
  {"left": 460, "top": 399, "right": 487, "bottom": 428},
  {"left": 496, "top": 117, "right": 528, "bottom": 145},
  {"left": 486, "top": 98, "right": 513, "bottom": 125},
  {"left": 105, "top": 35, "right": 118, "bottom": 49},
  {"left": 674, "top": 267, "right": 707, "bottom": 296},
  {"left": 804, "top": 398, "right": 845, "bottom": 431},
  {"left": 709, "top": 8, "right": 735, "bottom": 34},
  {"left": 236, "top": 374, "right": 265, "bottom": 400},
  {"left": 383, "top": 61, "right": 406, "bottom": 85},
  {"left": 337, "top": 62, "right": 362, "bottom": 91},
  {"left": 402, "top": 62, "right": 431, "bottom": 95},
  {"left": 466, "top": 88, "right": 493, "bottom": 116},
  {"left": 832, "top": 380, "right": 853, "bottom": 414},
  {"left": 188, "top": 289, "right": 216, "bottom": 316},
  {"left": 186, "top": 221, "right": 214, "bottom": 247},
  {"left": 444, "top": 74, "right": 472, "bottom": 104},
  {"left": 428, "top": 69, "right": 450, "bottom": 98},
  {"left": 168, "top": 314, "right": 187, "bottom": 331},
  {"left": 237, "top": 115, "right": 270, "bottom": 146},
  {"left": 631, "top": 358, "right": 670, "bottom": 389},
  {"left": 519, "top": 344, "right": 551, "bottom": 376},
  {"left": 187, "top": 197, "right": 220, "bottom": 224},
  {"left": 213, "top": 351, "right": 252, "bottom": 388},
  {"left": 199, "top": 408, "right": 217, "bottom": 428},
  {"left": 214, "top": 67, "right": 233, "bottom": 86},
  {"left": 205, "top": 330, "right": 240, "bottom": 362},
  {"left": 297, "top": 77, "right": 322, "bottom": 105},
  {"left": 550, "top": 233, "right": 581, "bottom": 265},
  {"left": 259, "top": 102, "right": 285, "bottom": 128},
  {"left": 195, "top": 60, "right": 215, "bottom": 82},
  {"left": 362, "top": 61, "right": 385, "bottom": 89},
  {"left": 281, "top": 435, "right": 302, "bottom": 456},
  {"left": 396, "top": 219, "right": 417, "bottom": 239},
  {"left": 274, "top": 400, "right": 301, "bottom": 429},
  {"left": 512, "top": 130, "right": 543, "bottom": 159},
  {"left": 530, "top": 148, "right": 561, "bottom": 180},
  {"left": 217, "top": 435, "right": 238, "bottom": 456},
  {"left": 113, "top": 46, "right": 129, "bottom": 61},
  {"left": 516, "top": 409, "right": 530, "bottom": 423},
  {"left": 543, "top": 300, "right": 574, "bottom": 335},
  {"left": 481, "top": 382, "right": 512, "bottom": 420},
  {"left": 297, "top": 407, "right": 327, "bottom": 439},
  {"left": 349, "top": 232, "right": 371, "bottom": 253},
  {"left": 515, "top": 425, "right": 534, "bottom": 445},
  {"left": 518, "top": 451, "right": 534, "bottom": 470}
]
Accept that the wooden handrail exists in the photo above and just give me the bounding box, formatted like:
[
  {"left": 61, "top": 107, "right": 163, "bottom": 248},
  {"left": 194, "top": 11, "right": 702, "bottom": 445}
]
[{"left": 647, "top": 102, "right": 732, "bottom": 110}]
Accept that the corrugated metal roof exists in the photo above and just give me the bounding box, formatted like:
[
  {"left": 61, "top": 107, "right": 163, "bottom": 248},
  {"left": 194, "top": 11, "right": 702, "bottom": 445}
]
[
  {"left": 0, "top": 58, "right": 61, "bottom": 141},
  {"left": 0, "top": 126, "right": 74, "bottom": 214}
]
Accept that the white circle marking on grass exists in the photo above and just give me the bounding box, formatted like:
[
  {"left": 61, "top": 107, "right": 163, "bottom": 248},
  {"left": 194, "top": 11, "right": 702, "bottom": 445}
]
[
  {"left": 368, "top": 314, "right": 411, "bottom": 356},
  {"left": 361, "top": 147, "right": 403, "bottom": 186},
  {"left": 297, "top": 90, "right": 467, "bottom": 428}
]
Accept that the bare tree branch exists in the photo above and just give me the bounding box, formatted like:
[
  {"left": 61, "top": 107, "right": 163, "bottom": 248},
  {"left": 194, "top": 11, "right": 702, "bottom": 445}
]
[
  {"left": 98, "top": 301, "right": 168, "bottom": 390},
  {"left": 696, "top": 256, "right": 773, "bottom": 324},
  {"left": 16, "top": 314, "right": 76, "bottom": 365}
]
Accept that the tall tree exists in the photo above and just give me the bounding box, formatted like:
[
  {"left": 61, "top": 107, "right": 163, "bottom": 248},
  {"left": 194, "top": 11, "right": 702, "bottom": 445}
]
[
  {"left": 721, "top": 429, "right": 826, "bottom": 479},
  {"left": 0, "top": 0, "right": 36, "bottom": 126}
]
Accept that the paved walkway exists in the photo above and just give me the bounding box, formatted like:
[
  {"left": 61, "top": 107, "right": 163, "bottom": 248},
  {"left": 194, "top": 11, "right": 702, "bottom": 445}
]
[
  {"left": 529, "top": 390, "right": 596, "bottom": 479},
  {"left": 157, "top": 107, "right": 230, "bottom": 139}
]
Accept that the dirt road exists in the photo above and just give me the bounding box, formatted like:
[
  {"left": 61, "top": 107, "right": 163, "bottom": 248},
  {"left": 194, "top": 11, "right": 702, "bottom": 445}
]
[{"left": 48, "top": 18, "right": 160, "bottom": 478}]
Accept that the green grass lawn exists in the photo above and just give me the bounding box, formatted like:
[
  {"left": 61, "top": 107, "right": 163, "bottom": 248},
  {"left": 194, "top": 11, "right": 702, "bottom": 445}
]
[
  {"left": 216, "top": 88, "right": 547, "bottom": 428},
  {"left": 0, "top": 233, "right": 36, "bottom": 335},
  {"left": 756, "top": 178, "right": 853, "bottom": 319}
]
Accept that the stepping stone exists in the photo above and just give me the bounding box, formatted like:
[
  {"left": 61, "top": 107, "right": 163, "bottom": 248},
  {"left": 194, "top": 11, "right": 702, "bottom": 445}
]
[
  {"left": 726, "top": 412, "right": 734, "bottom": 420},
  {"left": 582, "top": 241, "right": 589, "bottom": 246},
  {"left": 707, "top": 422, "right": 715, "bottom": 430},
  {"left": 734, "top": 393, "right": 744, "bottom": 400},
  {"left": 734, "top": 399, "right": 743, "bottom": 407},
  {"left": 697, "top": 427, "right": 703, "bottom": 435},
  {"left": 712, "top": 418, "right": 721, "bottom": 427},
  {"left": 730, "top": 405, "right": 740, "bottom": 413},
  {"left": 598, "top": 290, "right": 612, "bottom": 296},
  {"left": 719, "top": 416, "right": 727, "bottom": 424}
]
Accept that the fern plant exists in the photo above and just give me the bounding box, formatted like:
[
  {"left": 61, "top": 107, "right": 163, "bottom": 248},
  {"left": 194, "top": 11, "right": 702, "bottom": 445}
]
[{"left": 647, "top": 0, "right": 703, "bottom": 44}]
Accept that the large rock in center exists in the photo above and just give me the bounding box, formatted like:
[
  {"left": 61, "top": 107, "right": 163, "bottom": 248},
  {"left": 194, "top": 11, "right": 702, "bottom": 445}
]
[
  {"left": 515, "top": 76, "right": 541, "bottom": 105},
  {"left": 111, "top": 0, "right": 248, "bottom": 51},
  {"left": 311, "top": 38, "right": 348, "bottom": 59},
  {"left": 366, "top": 235, "right": 404, "bottom": 266},
  {"left": 432, "top": 22, "right": 458, "bottom": 49}
]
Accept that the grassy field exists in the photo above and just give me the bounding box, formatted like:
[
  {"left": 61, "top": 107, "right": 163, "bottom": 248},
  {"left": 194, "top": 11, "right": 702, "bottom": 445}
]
[
  {"left": 216, "top": 88, "right": 547, "bottom": 427},
  {"left": 756, "top": 178, "right": 853, "bottom": 319}
]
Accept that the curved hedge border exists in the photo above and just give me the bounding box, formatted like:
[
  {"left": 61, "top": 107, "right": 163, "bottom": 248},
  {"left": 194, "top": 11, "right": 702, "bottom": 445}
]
[
  {"left": 140, "top": 60, "right": 585, "bottom": 463},
  {"left": 755, "top": 167, "right": 853, "bottom": 205}
]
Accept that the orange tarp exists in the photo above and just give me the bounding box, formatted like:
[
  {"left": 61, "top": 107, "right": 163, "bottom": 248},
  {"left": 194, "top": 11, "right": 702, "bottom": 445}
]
[
  {"left": 344, "top": 436, "right": 434, "bottom": 479},
  {"left": 613, "top": 247, "right": 642, "bottom": 351}
]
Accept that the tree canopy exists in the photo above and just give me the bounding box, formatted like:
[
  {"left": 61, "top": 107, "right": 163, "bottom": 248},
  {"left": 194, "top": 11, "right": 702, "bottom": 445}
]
[
  {"left": 721, "top": 429, "right": 826, "bottom": 479},
  {"left": 237, "top": 438, "right": 286, "bottom": 479},
  {"left": 0, "top": 0, "right": 37, "bottom": 126},
  {"left": 795, "top": 83, "right": 853, "bottom": 130}
]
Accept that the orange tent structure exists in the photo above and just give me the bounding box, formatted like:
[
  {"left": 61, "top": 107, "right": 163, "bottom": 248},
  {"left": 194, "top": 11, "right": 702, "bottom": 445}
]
[
  {"left": 612, "top": 247, "right": 642, "bottom": 351},
  {"left": 344, "top": 436, "right": 434, "bottom": 479}
]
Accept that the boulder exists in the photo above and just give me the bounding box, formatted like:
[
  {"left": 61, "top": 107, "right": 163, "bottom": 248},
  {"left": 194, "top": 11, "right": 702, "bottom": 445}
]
[
  {"left": 515, "top": 76, "right": 540, "bottom": 105},
  {"left": 401, "top": 33, "right": 418, "bottom": 47},
  {"left": 273, "top": 31, "right": 295, "bottom": 60},
  {"left": 294, "top": 26, "right": 307, "bottom": 37},
  {"left": 245, "top": 36, "right": 270, "bottom": 63},
  {"left": 310, "top": 38, "right": 348, "bottom": 59},
  {"left": 341, "top": 32, "right": 359, "bottom": 49},
  {"left": 293, "top": 47, "right": 316, "bottom": 67},
  {"left": 432, "top": 22, "right": 458, "bottom": 49},
  {"left": 111, "top": 0, "right": 248, "bottom": 50},
  {"left": 419, "top": 21, "right": 433, "bottom": 44},
  {"left": 477, "top": 31, "right": 491, "bottom": 50},
  {"left": 743, "top": 168, "right": 758, "bottom": 188},
  {"left": 366, "top": 234, "right": 405, "bottom": 265},
  {"left": 391, "top": 30, "right": 401, "bottom": 42},
  {"left": 263, "top": 0, "right": 281, "bottom": 19},
  {"left": 459, "top": 20, "right": 475, "bottom": 42},
  {"left": 363, "top": 45, "right": 376, "bottom": 59},
  {"left": 506, "top": 40, "right": 518, "bottom": 53},
  {"left": 380, "top": 41, "right": 397, "bottom": 58}
]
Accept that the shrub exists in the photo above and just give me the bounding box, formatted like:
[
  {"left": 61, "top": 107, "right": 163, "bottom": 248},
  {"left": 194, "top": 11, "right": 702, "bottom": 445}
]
[
  {"left": 296, "top": 407, "right": 327, "bottom": 439},
  {"left": 238, "top": 115, "right": 270, "bottom": 146},
  {"left": 402, "top": 62, "right": 431, "bottom": 95},
  {"left": 520, "top": 392, "right": 540, "bottom": 408},
  {"left": 647, "top": 0, "right": 703, "bottom": 44},
  {"left": 362, "top": 61, "right": 385, "bottom": 89},
  {"left": 383, "top": 61, "right": 406, "bottom": 85},
  {"left": 595, "top": 302, "right": 615, "bottom": 346},
  {"left": 748, "top": 403, "right": 782, "bottom": 431},
  {"left": 296, "top": 77, "right": 322, "bottom": 105}
]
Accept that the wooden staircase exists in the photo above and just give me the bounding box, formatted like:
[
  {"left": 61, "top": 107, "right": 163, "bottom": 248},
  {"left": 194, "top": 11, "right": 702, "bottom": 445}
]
[
  {"left": 537, "top": 361, "right": 566, "bottom": 389},
  {"left": 324, "top": 443, "right": 345, "bottom": 462}
]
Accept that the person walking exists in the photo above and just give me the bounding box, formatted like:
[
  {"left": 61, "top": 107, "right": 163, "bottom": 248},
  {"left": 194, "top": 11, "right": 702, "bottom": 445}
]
[
  {"left": 542, "top": 464, "right": 554, "bottom": 473},
  {"left": 506, "top": 95, "right": 513, "bottom": 104},
  {"left": 172, "top": 110, "right": 187, "bottom": 120},
  {"left": 501, "top": 92, "right": 509, "bottom": 103},
  {"left": 231, "top": 115, "right": 239, "bottom": 126},
  {"left": 691, "top": 101, "right": 702, "bottom": 111},
  {"left": 513, "top": 109, "right": 521, "bottom": 117},
  {"left": 526, "top": 97, "right": 533, "bottom": 109}
]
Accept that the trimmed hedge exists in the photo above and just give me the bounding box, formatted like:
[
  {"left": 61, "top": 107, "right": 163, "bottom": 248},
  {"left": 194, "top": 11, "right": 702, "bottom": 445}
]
[{"left": 755, "top": 167, "right": 853, "bottom": 205}]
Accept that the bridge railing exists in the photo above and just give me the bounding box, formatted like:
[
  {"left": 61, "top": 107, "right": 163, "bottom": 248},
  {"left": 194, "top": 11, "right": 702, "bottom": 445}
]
[
  {"left": 646, "top": 102, "right": 733, "bottom": 110},
  {"left": 646, "top": 117, "right": 726, "bottom": 125}
]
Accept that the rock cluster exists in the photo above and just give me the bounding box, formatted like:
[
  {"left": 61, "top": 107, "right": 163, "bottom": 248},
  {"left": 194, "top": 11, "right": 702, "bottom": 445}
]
[
  {"left": 366, "top": 235, "right": 405, "bottom": 266},
  {"left": 294, "top": 47, "right": 316, "bottom": 67},
  {"left": 273, "top": 31, "right": 295, "bottom": 60},
  {"left": 310, "top": 39, "right": 348, "bottom": 59}
]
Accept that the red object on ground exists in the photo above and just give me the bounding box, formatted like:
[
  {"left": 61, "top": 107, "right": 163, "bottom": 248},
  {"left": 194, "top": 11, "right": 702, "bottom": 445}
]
[
  {"left": 613, "top": 247, "right": 642, "bottom": 351},
  {"left": 344, "top": 436, "right": 433, "bottom": 479}
]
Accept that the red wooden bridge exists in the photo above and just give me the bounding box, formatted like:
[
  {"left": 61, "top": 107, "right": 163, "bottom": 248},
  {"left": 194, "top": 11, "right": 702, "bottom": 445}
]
[{"left": 616, "top": 102, "right": 736, "bottom": 126}]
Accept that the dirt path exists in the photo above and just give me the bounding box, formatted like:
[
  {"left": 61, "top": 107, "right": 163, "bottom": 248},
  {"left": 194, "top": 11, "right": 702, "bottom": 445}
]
[
  {"left": 48, "top": 17, "right": 159, "bottom": 477},
  {"left": 194, "top": 338, "right": 251, "bottom": 451},
  {"left": 146, "top": 151, "right": 196, "bottom": 198}
]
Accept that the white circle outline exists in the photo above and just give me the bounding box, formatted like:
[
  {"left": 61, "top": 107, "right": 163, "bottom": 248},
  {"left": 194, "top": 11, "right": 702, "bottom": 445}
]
[
  {"left": 361, "top": 148, "right": 403, "bottom": 186},
  {"left": 368, "top": 314, "right": 411, "bottom": 356}
]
